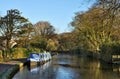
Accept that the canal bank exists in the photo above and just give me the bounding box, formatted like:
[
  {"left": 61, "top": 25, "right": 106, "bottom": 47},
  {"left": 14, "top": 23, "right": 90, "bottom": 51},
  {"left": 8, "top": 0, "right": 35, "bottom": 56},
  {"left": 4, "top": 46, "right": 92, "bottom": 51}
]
[{"left": 0, "top": 58, "right": 28, "bottom": 79}]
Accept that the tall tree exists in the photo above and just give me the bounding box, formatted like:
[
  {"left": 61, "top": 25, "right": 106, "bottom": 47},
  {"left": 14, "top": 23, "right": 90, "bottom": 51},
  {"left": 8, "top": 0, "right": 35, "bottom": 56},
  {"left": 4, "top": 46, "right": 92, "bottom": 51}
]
[
  {"left": 71, "top": 6, "right": 120, "bottom": 52},
  {"left": 0, "top": 9, "right": 29, "bottom": 58}
]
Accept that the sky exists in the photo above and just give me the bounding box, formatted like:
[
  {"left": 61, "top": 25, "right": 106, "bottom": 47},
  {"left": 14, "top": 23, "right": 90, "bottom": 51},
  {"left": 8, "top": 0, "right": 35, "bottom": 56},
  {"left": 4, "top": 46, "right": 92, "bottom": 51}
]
[{"left": 0, "top": 0, "right": 96, "bottom": 33}]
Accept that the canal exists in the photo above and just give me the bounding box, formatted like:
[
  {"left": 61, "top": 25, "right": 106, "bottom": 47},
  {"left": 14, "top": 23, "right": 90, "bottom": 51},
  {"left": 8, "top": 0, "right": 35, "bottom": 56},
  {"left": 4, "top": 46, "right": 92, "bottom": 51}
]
[{"left": 13, "top": 54, "right": 120, "bottom": 79}]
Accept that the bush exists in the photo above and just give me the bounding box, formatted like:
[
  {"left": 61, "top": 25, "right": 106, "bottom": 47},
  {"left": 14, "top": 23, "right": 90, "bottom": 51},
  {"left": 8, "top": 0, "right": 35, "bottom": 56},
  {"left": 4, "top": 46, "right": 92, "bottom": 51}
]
[
  {"left": 12, "top": 48, "right": 25, "bottom": 58},
  {"left": 12, "top": 47, "right": 41, "bottom": 58},
  {"left": 111, "top": 43, "right": 120, "bottom": 55},
  {"left": 24, "top": 47, "right": 41, "bottom": 57},
  {"left": 100, "top": 42, "right": 120, "bottom": 63}
]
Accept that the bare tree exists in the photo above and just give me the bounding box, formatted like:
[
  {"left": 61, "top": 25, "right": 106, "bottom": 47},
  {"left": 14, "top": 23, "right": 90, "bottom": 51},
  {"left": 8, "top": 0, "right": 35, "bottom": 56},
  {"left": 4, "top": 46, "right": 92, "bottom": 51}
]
[{"left": 33, "top": 21, "right": 55, "bottom": 40}]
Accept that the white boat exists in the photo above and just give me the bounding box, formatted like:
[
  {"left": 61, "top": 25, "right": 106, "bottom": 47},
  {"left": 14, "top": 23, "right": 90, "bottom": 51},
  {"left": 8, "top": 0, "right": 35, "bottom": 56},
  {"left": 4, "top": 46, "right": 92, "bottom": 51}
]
[{"left": 28, "top": 52, "right": 52, "bottom": 63}]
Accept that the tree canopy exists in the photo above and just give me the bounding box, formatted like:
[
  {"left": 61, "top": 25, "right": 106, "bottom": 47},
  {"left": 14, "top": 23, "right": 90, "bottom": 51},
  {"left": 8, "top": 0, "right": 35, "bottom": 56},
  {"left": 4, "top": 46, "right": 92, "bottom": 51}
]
[{"left": 70, "top": 0, "right": 120, "bottom": 53}]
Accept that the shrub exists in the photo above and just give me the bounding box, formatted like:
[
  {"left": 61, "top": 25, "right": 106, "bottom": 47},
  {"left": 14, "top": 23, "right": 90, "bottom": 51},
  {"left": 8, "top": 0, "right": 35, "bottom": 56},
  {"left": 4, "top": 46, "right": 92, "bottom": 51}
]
[
  {"left": 11, "top": 47, "right": 41, "bottom": 58},
  {"left": 100, "top": 42, "right": 120, "bottom": 62}
]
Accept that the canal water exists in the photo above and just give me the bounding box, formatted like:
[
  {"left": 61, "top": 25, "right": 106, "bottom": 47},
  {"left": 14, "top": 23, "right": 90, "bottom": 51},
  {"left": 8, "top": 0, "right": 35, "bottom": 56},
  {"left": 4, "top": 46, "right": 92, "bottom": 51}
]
[{"left": 13, "top": 54, "right": 120, "bottom": 79}]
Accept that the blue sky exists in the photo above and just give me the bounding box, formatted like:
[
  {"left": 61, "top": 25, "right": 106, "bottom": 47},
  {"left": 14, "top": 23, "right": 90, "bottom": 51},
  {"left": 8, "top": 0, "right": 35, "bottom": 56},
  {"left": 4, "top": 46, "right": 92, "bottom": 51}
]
[{"left": 0, "top": 0, "right": 96, "bottom": 33}]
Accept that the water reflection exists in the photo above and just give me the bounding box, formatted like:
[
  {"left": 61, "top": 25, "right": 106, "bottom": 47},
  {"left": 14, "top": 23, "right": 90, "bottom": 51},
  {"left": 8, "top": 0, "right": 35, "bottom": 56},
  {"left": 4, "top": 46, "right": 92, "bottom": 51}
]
[
  {"left": 13, "top": 54, "right": 120, "bottom": 79},
  {"left": 13, "top": 61, "right": 51, "bottom": 79},
  {"left": 29, "top": 61, "right": 51, "bottom": 75}
]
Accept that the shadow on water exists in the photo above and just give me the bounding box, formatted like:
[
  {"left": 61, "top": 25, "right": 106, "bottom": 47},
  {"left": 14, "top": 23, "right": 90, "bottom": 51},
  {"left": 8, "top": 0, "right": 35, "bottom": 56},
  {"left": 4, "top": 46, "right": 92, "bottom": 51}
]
[{"left": 13, "top": 54, "right": 120, "bottom": 79}]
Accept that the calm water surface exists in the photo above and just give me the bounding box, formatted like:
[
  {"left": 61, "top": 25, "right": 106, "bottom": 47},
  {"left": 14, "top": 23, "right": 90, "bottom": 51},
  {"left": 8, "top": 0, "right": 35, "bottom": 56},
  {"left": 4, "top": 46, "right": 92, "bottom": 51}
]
[{"left": 13, "top": 54, "right": 120, "bottom": 79}]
